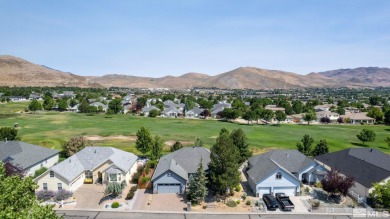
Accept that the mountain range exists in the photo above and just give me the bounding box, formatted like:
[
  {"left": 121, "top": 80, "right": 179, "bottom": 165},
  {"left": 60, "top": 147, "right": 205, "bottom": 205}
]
[{"left": 1, "top": 55, "right": 390, "bottom": 89}]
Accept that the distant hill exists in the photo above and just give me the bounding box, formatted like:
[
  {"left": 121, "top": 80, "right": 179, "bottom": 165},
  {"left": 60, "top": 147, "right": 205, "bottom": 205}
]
[
  {"left": 0, "top": 55, "right": 102, "bottom": 87},
  {"left": 316, "top": 67, "right": 390, "bottom": 87},
  {"left": 1, "top": 55, "right": 389, "bottom": 89}
]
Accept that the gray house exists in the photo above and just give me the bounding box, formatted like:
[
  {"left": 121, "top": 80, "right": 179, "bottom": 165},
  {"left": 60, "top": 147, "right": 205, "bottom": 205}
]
[
  {"left": 151, "top": 147, "right": 210, "bottom": 194},
  {"left": 315, "top": 148, "right": 390, "bottom": 202},
  {"left": 0, "top": 141, "right": 59, "bottom": 177},
  {"left": 247, "top": 150, "right": 325, "bottom": 197}
]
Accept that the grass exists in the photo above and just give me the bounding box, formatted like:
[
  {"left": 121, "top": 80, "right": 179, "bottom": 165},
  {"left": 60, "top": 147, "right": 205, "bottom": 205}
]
[{"left": 0, "top": 102, "right": 389, "bottom": 155}]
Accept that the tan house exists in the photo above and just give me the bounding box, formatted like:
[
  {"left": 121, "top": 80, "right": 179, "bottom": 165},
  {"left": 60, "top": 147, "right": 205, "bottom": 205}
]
[
  {"left": 342, "top": 112, "right": 375, "bottom": 124},
  {"left": 35, "top": 147, "right": 138, "bottom": 192}
]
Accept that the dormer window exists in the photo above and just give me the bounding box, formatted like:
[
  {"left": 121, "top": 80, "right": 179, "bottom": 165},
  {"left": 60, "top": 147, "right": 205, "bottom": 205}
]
[
  {"left": 276, "top": 172, "right": 282, "bottom": 180},
  {"left": 50, "top": 171, "right": 54, "bottom": 177}
]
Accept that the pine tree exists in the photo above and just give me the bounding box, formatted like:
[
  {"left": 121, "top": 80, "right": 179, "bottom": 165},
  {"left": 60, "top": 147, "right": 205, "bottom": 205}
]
[
  {"left": 296, "top": 134, "right": 314, "bottom": 156},
  {"left": 230, "top": 129, "right": 252, "bottom": 164},
  {"left": 208, "top": 129, "right": 240, "bottom": 195},
  {"left": 312, "top": 139, "right": 329, "bottom": 156},
  {"left": 150, "top": 135, "right": 163, "bottom": 160},
  {"left": 192, "top": 160, "right": 208, "bottom": 203}
]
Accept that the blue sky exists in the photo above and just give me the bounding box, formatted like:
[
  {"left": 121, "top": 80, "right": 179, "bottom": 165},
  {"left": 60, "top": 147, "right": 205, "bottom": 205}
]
[{"left": 1, "top": 0, "right": 390, "bottom": 77}]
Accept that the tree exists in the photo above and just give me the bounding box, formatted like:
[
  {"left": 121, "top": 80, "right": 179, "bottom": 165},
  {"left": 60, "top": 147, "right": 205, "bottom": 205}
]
[
  {"left": 356, "top": 129, "right": 376, "bottom": 146},
  {"left": 311, "top": 139, "right": 329, "bottom": 156},
  {"left": 385, "top": 136, "right": 390, "bottom": 149},
  {"left": 384, "top": 110, "right": 390, "bottom": 125},
  {"left": 367, "top": 107, "right": 384, "bottom": 122},
  {"left": 221, "top": 108, "right": 240, "bottom": 121},
  {"left": 274, "top": 111, "right": 287, "bottom": 124},
  {"left": 104, "top": 181, "right": 126, "bottom": 197},
  {"left": 296, "top": 134, "right": 314, "bottom": 156},
  {"left": 69, "top": 98, "right": 78, "bottom": 107},
  {"left": 336, "top": 107, "right": 345, "bottom": 115},
  {"left": 136, "top": 96, "right": 147, "bottom": 108},
  {"left": 42, "top": 96, "right": 55, "bottom": 111},
  {"left": 4, "top": 162, "right": 25, "bottom": 178},
  {"left": 321, "top": 169, "right": 355, "bottom": 197},
  {"left": 28, "top": 99, "right": 42, "bottom": 112},
  {"left": 208, "top": 129, "right": 240, "bottom": 195},
  {"left": 230, "top": 129, "right": 252, "bottom": 164},
  {"left": 170, "top": 141, "right": 183, "bottom": 152},
  {"left": 369, "top": 180, "right": 390, "bottom": 208},
  {"left": 369, "top": 96, "right": 381, "bottom": 105},
  {"left": 0, "top": 127, "right": 18, "bottom": 141},
  {"left": 148, "top": 109, "right": 160, "bottom": 117},
  {"left": 63, "top": 136, "right": 92, "bottom": 157},
  {"left": 261, "top": 109, "right": 274, "bottom": 122},
  {"left": 0, "top": 163, "right": 58, "bottom": 219},
  {"left": 57, "top": 99, "right": 68, "bottom": 111},
  {"left": 292, "top": 100, "right": 304, "bottom": 114},
  {"left": 187, "top": 160, "right": 208, "bottom": 204},
  {"left": 108, "top": 98, "right": 123, "bottom": 114},
  {"left": 135, "top": 127, "right": 153, "bottom": 155},
  {"left": 303, "top": 110, "right": 317, "bottom": 125},
  {"left": 78, "top": 99, "right": 90, "bottom": 113},
  {"left": 194, "top": 138, "right": 204, "bottom": 147},
  {"left": 242, "top": 110, "right": 257, "bottom": 124},
  {"left": 150, "top": 135, "right": 163, "bottom": 160}
]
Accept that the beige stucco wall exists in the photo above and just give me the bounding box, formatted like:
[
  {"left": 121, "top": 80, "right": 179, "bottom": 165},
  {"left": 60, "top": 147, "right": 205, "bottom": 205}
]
[
  {"left": 35, "top": 170, "right": 70, "bottom": 191},
  {"left": 93, "top": 160, "right": 113, "bottom": 184},
  {"left": 26, "top": 154, "right": 59, "bottom": 177}
]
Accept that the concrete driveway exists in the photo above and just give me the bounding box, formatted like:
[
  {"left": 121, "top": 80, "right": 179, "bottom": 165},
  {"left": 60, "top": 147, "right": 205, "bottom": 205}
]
[{"left": 74, "top": 184, "right": 105, "bottom": 209}]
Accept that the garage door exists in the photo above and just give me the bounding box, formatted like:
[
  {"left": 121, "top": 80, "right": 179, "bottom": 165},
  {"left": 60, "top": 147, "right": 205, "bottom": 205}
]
[
  {"left": 273, "top": 186, "right": 296, "bottom": 196},
  {"left": 157, "top": 184, "right": 181, "bottom": 194},
  {"left": 257, "top": 187, "right": 271, "bottom": 197}
]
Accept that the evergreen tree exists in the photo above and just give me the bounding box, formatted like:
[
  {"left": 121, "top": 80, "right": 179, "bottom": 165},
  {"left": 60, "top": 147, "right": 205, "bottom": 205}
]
[
  {"left": 312, "top": 139, "right": 329, "bottom": 156},
  {"left": 208, "top": 130, "right": 240, "bottom": 195},
  {"left": 108, "top": 98, "right": 123, "bottom": 114},
  {"left": 150, "top": 135, "right": 163, "bottom": 160},
  {"left": 0, "top": 127, "right": 18, "bottom": 141},
  {"left": 42, "top": 96, "right": 55, "bottom": 111},
  {"left": 194, "top": 138, "right": 204, "bottom": 147},
  {"left": 170, "top": 141, "right": 183, "bottom": 152},
  {"left": 57, "top": 99, "right": 68, "bottom": 111},
  {"left": 28, "top": 99, "right": 42, "bottom": 112},
  {"left": 296, "top": 134, "right": 314, "bottom": 156},
  {"left": 78, "top": 99, "right": 90, "bottom": 113},
  {"left": 230, "top": 129, "right": 252, "bottom": 164},
  {"left": 188, "top": 160, "right": 208, "bottom": 204},
  {"left": 135, "top": 127, "right": 153, "bottom": 155}
]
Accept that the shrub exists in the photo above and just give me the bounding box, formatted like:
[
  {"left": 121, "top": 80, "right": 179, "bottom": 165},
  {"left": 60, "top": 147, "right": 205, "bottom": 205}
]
[
  {"left": 226, "top": 199, "right": 237, "bottom": 207},
  {"left": 33, "top": 167, "right": 48, "bottom": 178},
  {"left": 130, "top": 185, "right": 138, "bottom": 192},
  {"left": 241, "top": 192, "right": 247, "bottom": 200},
  {"left": 246, "top": 200, "right": 251, "bottom": 206},
  {"left": 236, "top": 200, "right": 240, "bottom": 204},
  {"left": 131, "top": 172, "right": 141, "bottom": 184},
  {"left": 145, "top": 165, "right": 150, "bottom": 175},
  {"left": 54, "top": 190, "right": 73, "bottom": 201},
  {"left": 140, "top": 176, "right": 151, "bottom": 184},
  {"left": 202, "top": 205, "right": 207, "bottom": 209},
  {"left": 304, "top": 187, "right": 310, "bottom": 194},
  {"left": 148, "top": 160, "right": 157, "bottom": 168},
  {"left": 312, "top": 200, "right": 320, "bottom": 208},
  {"left": 126, "top": 190, "right": 135, "bottom": 200},
  {"left": 36, "top": 190, "right": 55, "bottom": 201},
  {"left": 314, "top": 182, "right": 322, "bottom": 188},
  {"left": 235, "top": 185, "right": 241, "bottom": 192},
  {"left": 111, "top": 202, "right": 120, "bottom": 208}
]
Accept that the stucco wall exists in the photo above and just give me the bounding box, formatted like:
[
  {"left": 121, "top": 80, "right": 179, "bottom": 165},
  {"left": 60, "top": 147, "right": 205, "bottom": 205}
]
[
  {"left": 26, "top": 154, "right": 59, "bottom": 177},
  {"left": 256, "top": 169, "right": 300, "bottom": 195},
  {"left": 35, "top": 170, "right": 71, "bottom": 191}
]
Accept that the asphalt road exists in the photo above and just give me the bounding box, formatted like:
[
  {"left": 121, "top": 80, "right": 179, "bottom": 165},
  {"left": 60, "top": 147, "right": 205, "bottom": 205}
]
[{"left": 56, "top": 210, "right": 353, "bottom": 219}]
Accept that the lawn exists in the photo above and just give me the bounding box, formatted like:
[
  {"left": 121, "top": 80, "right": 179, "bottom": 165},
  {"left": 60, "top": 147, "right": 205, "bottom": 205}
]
[{"left": 1, "top": 107, "right": 389, "bottom": 155}]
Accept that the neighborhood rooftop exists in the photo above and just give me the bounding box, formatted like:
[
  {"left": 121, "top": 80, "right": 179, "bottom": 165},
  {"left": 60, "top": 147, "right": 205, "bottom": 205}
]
[{"left": 50, "top": 146, "right": 138, "bottom": 183}]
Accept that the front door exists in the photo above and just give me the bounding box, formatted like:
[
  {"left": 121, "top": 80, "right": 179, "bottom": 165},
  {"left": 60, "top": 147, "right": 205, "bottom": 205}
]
[{"left": 98, "top": 171, "right": 102, "bottom": 183}]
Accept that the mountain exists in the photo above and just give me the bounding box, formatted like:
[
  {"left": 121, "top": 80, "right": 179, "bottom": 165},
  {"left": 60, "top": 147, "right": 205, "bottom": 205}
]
[
  {"left": 316, "top": 67, "right": 390, "bottom": 87},
  {"left": 1, "top": 55, "right": 389, "bottom": 89},
  {"left": 0, "top": 55, "right": 102, "bottom": 87}
]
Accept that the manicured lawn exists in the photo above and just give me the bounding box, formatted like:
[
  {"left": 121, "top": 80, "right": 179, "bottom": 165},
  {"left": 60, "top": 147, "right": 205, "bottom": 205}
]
[{"left": 1, "top": 106, "right": 389, "bottom": 155}]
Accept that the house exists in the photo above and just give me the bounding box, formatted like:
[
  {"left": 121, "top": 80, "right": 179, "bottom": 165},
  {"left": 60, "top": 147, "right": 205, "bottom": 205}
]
[
  {"left": 246, "top": 150, "right": 326, "bottom": 197},
  {"left": 315, "top": 148, "right": 390, "bottom": 202},
  {"left": 29, "top": 93, "right": 43, "bottom": 100},
  {"left": 35, "top": 147, "right": 138, "bottom": 192},
  {"left": 211, "top": 102, "right": 231, "bottom": 118},
  {"left": 141, "top": 106, "right": 159, "bottom": 116},
  {"left": 161, "top": 108, "right": 182, "bottom": 117},
  {"left": 316, "top": 111, "right": 339, "bottom": 123},
  {"left": 341, "top": 112, "right": 375, "bottom": 124},
  {"left": 0, "top": 141, "right": 59, "bottom": 177},
  {"left": 7, "top": 96, "right": 27, "bottom": 102},
  {"left": 314, "top": 104, "right": 335, "bottom": 112},
  {"left": 151, "top": 147, "right": 211, "bottom": 194},
  {"left": 185, "top": 107, "right": 203, "bottom": 118},
  {"left": 90, "top": 102, "right": 108, "bottom": 112},
  {"left": 265, "top": 105, "right": 285, "bottom": 112}
]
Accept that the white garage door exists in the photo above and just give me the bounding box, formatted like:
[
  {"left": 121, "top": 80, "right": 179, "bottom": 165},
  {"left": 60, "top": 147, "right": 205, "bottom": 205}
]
[
  {"left": 257, "top": 187, "right": 271, "bottom": 197},
  {"left": 157, "top": 184, "right": 181, "bottom": 194},
  {"left": 273, "top": 186, "right": 296, "bottom": 196}
]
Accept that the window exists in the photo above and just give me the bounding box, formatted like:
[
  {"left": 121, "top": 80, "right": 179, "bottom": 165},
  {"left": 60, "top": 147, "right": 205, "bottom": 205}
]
[
  {"left": 58, "top": 183, "right": 62, "bottom": 190},
  {"left": 50, "top": 171, "right": 54, "bottom": 177},
  {"left": 43, "top": 183, "right": 48, "bottom": 191},
  {"left": 167, "top": 172, "right": 172, "bottom": 177},
  {"left": 110, "top": 174, "right": 117, "bottom": 181},
  {"left": 276, "top": 172, "right": 282, "bottom": 180},
  {"left": 85, "top": 170, "right": 93, "bottom": 179},
  {"left": 118, "top": 174, "right": 121, "bottom": 181}
]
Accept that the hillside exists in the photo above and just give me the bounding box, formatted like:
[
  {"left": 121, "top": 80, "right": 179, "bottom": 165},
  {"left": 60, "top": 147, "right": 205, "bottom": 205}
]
[
  {"left": 0, "top": 55, "right": 102, "bottom": 87},
  {"left": 1, "top": 55, "right": 389, "bottom": 89}
]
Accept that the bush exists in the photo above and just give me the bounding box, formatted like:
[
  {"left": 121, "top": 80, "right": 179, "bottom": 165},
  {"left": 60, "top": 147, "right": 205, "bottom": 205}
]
[
  {"left": 312, "top": 200, "right": 320, "bottom": 208},
  {"left": 131, "top": 172, "right": 141, "bottom": 184},
  {"left": 145, "top": 165, "right": 150, "bottom": 175},
  {"left": 140, "top": 176, "right": 151, "bottom": 184},
  {"left": 246, "top": 200, "right": 251, "bottom": 206},
  {"left": 130, "top": 185, "right": 138, "bottom": 192},
  {"left": 126, "top": 190, "right": 135, "bottom": 200},
  {"left": 235, "top": 185, "right": 241, "bottom": 192},
  {"left": 304, "top": 187, "right": 310, "bottom": 194},
  {"left": 148, "top": 160, "right": 157, "bottom": 168},
  {"left": 33, "top": 167, "right": 47, "bottom": 178},
  {"left": 226, "top": 199, "right": 237, "bottom": 207},
  {"left": 111, "top": 202, "right": 120, "bottom": 208},
  {"left": 314, "top": 182, "right": 322, "bottom": 188},
  {"left": 236, "top": 200, "right": 240, "bottom": 204},
  {"left": 36, "top": 190, "right": 55, "bottom": 201},
  {"left": 241, "top": 192, "right": 247, "bottom": 200},
  {"left": 54, "top": 190, "right": 73, "bottom": 201}
]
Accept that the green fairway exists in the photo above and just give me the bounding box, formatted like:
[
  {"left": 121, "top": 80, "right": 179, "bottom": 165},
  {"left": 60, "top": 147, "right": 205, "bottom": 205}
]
[{"left": 1, "top": 108, "right": 389, "bottom": 155}]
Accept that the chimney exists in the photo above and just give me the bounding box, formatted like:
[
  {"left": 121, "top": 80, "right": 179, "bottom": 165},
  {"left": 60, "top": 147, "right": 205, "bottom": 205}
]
[
  {"left": 5, "top": 138, "right": 7, "bottom": 142},
  {"left": 370, "top": 149, "right": 373, "bottom": 152},
  {"left": 94, "top": 149, "right": 97, "bottom": 153},
  {"left": 69, "top": 159, "right": 71, "bottom": 163}
]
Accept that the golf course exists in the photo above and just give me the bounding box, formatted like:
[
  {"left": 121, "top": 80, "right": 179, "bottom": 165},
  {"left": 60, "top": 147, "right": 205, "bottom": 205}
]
[{"left": 1, "top": 102, "right": 389, "bottom": 155}]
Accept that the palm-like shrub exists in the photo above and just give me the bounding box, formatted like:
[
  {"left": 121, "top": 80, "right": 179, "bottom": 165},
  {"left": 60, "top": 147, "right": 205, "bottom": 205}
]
[{"left": 105, "top": 180, "right": 127, "bottom": 197}]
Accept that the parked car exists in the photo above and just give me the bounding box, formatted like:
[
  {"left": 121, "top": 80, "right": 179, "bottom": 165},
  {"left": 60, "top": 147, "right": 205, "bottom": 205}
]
[
  {"left": 275, "top": 193, "right": 295, "bottom": 211},
  {"left": 262, "top": 194, "right": 278, "bottom": 210}
]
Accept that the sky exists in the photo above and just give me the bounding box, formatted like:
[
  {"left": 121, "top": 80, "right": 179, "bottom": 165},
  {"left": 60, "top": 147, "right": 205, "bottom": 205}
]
[{"left": 1, "top": 0, "right": 390, "bottom": 77}]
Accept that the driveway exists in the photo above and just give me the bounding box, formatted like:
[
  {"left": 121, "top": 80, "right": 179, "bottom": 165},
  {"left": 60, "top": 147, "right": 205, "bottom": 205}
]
[
  {"left": 289, "top": 196, "right": 310, "bottom": 213},
  {"left": 74, "top": 184, "right": 105, "bottom": 209},
  {"left": 132, "top": 189, "right": 187, "bottom": 211}
]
